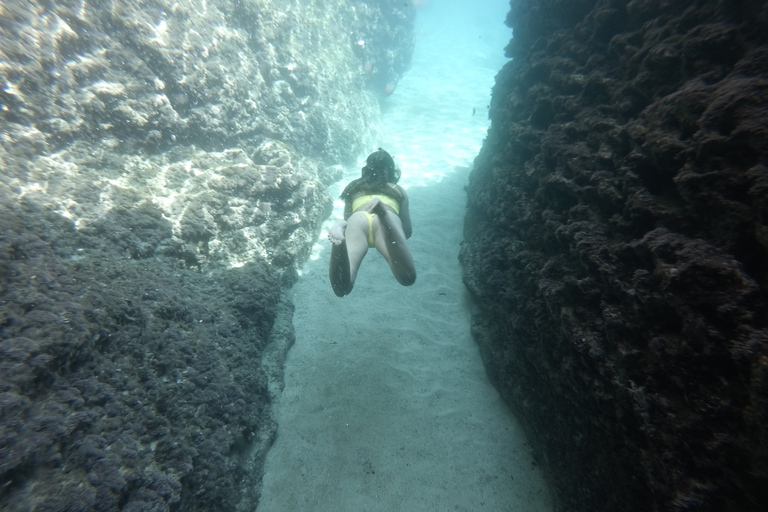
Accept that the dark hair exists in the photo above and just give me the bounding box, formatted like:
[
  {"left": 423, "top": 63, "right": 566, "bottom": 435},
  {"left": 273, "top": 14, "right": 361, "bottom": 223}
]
[
  {"left": 362, "top": 148, "right": 399, "bottom": 183},
  {"left": 340, "top": 148, "right": 402, "bottom": 201}
]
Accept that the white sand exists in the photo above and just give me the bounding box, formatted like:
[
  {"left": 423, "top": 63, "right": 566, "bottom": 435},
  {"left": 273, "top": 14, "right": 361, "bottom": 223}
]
[{"left": 257, "top": 2, "right": 554, "bottom": 510}]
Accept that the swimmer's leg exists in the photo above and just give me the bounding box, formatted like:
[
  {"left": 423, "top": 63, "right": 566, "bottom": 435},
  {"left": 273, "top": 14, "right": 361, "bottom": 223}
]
[
  {"left": 328, "top": 214, "right": 369, "bottom": 297},
  {"left": 371, "top": 200, "right": 416, "bottom": 286}
]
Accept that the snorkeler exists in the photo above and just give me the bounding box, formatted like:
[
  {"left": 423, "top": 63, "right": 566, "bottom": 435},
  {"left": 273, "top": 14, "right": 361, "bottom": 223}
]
[{"left": 328, "top": 148, "right": 416, "bottom": 297}]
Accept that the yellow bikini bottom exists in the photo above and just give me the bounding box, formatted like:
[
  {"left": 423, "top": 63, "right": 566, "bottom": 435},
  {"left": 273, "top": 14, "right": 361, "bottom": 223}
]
[
  {"left": 360, "top": 211, "right": 377, "bottom": 248},
  {"left": 351, "top": 195, "right": 400, "bottom": 248}
]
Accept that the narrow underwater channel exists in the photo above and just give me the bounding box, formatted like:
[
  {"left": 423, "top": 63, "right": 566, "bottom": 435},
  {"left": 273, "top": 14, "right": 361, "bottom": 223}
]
[{"left": 257, "top": 2, "right": 554, "bottom": 510}]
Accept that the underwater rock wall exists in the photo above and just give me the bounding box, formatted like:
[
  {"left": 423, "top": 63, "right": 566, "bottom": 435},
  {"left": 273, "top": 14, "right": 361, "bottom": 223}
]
[
  {"left": 0, "top": 1, "right": 415, "bottom": 511},
  {"left": 461, "top": 0, "right": 768, "bottom": 510},
  {"left": 1, "top": 198, "right": 283, "bottom": 511},
  {"left": 1, "top": 0, "right": 415, "bottom": 271}
]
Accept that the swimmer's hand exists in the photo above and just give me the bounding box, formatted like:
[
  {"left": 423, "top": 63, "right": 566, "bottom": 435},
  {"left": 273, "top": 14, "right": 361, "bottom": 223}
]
[{"left": 328, "top": 220, "right": 347, "bottom": 245}]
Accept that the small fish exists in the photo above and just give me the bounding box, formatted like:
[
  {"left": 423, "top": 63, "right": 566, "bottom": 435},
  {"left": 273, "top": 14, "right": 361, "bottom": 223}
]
[{"left": 472, "top": 107, "right": 476, "bottom": 116}]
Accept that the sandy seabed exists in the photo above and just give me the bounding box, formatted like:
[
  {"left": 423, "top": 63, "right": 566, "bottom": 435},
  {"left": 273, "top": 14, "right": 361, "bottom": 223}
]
[{"left": 257, "top": 2, "right": 554, "bottom": 510}]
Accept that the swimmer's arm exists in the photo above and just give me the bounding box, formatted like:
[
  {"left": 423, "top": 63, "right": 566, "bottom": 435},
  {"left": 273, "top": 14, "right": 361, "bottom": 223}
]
[{"left": 399, "top": 189, "right": 413, "bottom": 239}]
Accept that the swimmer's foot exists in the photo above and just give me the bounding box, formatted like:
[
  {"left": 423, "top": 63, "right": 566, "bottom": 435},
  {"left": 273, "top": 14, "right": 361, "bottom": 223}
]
[
  {"left": 362, "top": 196, "right": 381, "bottom": 213},
  {"left": 328, "top": 220, "right": 347, "bottom": 245},
  {"left": 367, "top": 196, "right": 398, "bottom": 241},
  {"left": 370, "top": 198, "right": 389, "bottom": 218},
  {"left": 364, "top": 197, "right": 393, "bottom": 223}
]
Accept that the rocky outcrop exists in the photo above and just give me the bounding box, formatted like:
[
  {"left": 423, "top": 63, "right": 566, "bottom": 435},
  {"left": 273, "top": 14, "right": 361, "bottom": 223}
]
[
  {"left": 461, "top": 1, "right": 768, "bottom": 511},
  {"left": 1, "top": 0, "right": 415, "bottom": 271},
  {"left": 1, "top": 197, "right": 282, "bottom": 512},
  {"left": 0, "top": 1, "right": 415, "bottom": 510}
]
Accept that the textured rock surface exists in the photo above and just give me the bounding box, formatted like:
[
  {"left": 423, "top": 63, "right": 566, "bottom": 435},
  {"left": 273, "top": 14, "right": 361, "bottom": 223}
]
[
  {"left": 1, "top": 195, "right": 284, "bottom": 512},
  {"left": 462, "top": 1, "right": 768, "bottom": 510},
  {"left": 0, "top": 0, "right": 415, "bottom": 271},
  {"left": 0, "top": 0, "right": 414, "bottom": 510}
]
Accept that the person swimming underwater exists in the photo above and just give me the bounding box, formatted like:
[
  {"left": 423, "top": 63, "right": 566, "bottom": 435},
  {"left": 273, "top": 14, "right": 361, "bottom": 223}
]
[{"left": 328, "top": 148, "right": 416, "bottom": 297}]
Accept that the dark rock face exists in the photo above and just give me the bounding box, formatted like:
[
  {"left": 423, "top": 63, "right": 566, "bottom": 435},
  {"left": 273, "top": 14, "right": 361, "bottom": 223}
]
[
  {"left": 461, "top": 1, "right": 768, "bottom": 510},
  {"left": 0, "top": 1, "right": 414, "bottom": 511},
  {"left": 1, "top": 196, "right": 281, "bottom": 511}
]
